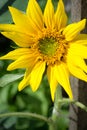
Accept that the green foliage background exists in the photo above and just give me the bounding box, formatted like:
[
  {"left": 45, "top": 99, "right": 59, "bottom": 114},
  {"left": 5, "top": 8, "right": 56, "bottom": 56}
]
[{"left": 0, "top": 0, "right": 71, "bottom": 129}]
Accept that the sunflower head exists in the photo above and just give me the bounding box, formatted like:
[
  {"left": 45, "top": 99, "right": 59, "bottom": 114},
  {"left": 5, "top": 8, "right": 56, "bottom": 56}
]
[{"left": 0, "top": 0, "right": 87, "bottom": 101}]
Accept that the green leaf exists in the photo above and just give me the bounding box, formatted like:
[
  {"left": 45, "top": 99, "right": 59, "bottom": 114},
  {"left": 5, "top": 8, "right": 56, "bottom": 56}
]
[
  {"left": 12, "top": 0, "right": 28, "bottom": 9},
  {"left": 0, "top": 74, "right": 23, "bottom": 87},
  {"left": 3, "top": 117, "right": 17, "bottom": 129},
  {"left": 37, "top": 0, "right": 47, "bottom": 12}
]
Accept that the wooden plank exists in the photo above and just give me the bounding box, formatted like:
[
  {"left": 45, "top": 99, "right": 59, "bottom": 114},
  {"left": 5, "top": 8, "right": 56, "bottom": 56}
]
[{"left": 69, "top": 0, "right": 87, "bottom": 130}]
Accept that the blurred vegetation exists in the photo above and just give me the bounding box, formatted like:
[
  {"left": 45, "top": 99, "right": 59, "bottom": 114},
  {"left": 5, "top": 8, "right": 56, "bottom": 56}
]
[{"left": 0, "top": 0, "right": 71, "bottom": 129}]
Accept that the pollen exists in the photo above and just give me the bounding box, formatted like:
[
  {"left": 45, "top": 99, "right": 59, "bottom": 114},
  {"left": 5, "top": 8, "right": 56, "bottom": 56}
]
[
  {"left": 39, "top": 37, "right": 58, "bottom": 56},
  {"left": 36, "top": 29, "right": 69, "bottom": 65}
]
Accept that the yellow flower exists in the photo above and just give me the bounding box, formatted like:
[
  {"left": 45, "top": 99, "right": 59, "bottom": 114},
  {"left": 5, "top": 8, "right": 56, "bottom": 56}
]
[{"left": 0, "top": 0, "right": 87, "bottom": 101}]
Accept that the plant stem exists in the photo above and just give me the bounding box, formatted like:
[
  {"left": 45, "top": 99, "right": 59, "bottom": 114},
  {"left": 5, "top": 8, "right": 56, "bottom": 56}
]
[
  {"left": 49, "top": 85, "right": 87, "bottom": 130},
  {"left": 0, "top": 112, "right": 48, "bottom": 122},
  {"left": 49, "top": 86, "right": 63, "bottom": 130},
  {"left": 58, "top": 98, "right": 87, "bottom": 112}
]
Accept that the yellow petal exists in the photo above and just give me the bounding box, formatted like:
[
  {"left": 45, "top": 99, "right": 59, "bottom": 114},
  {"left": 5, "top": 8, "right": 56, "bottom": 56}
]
[
  {"left": 73, "top": 34, "right": 87, "bottom": 44},
  {"left": 63, "top": 19, "right": 86, "bottom": 41},
  {"left": 0, "top": 24, "right": 35, "bottom": 35},
  {"left": 7, "top": 54, "right": 37, "bottom": 70},
  {"left": 26, "top": 0, "right": 43, "bottom": 31},
  {"left": 74, "top": 34, "right": 87, "bottom": 41},
  {"left": 1, "top": 32, "right": 34, "bottom": 47},
  {"left": 9, "top": 6, "right": 38, "bottom": 34},
  {"left": 29, "top": 61, "right": 46, "bottom": 91},
  {"left": 9, "top": 7, "right": 28, "bottom": 25},
  {"left": 0, "top": 24, "right": 20, "bottom": 32},
  {"left": 55, "top": 0, "right": 67, "bottom": 30},
  {"left": 0, "top": 48, "right": 32, "bottom": 60},
  {"left": 67, "top": 53, "right": 87, "bottom": 73},
  {"left": 18, "top": 69, "right": 31, "bottom": 91},
  {"left": 54, "top": 63, "right": 73, "bottom": 99},
  {"left": 69, "top": 43, "right": 87, "bottom": 59},
  {"left": 47, "top": 66, "right": 58, "bottom": 101},
  {"left": 44, "top": 0, "right": 54, "bottom": 29},
  {"left": 18, "top": 76, "right": 29, "bottom": 91},
  {"left": 67, "top": 62, "right": 87, "bottom": 82}
]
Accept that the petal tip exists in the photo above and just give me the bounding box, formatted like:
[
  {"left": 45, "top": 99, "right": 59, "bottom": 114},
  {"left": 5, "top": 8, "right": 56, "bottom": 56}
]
[
  {"left": 18, "top": 85, "right": 23, "bottom": 91},
  {"left": 7, "top": 64, "right": 14, "bottom": 71},
  {"left": 8, "top": 6, "right": 13, "bottom": 11},
  {"left": 80, "top": 19, "right": 86, "bottom": 29},
  {"left": 69, "top": 93, "right": 73, "bottom": 100},
  {"left": 7, "top": 66, "right": 11, "bottom": 71}
]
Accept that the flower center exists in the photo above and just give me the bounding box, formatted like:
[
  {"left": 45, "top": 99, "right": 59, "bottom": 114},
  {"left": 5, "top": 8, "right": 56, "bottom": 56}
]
[
  {"left": 39, "top": 37, "right": 58, "bottom": 56},
  {"left": 33, "top": 29, "right": 69, "bottom": 65}
]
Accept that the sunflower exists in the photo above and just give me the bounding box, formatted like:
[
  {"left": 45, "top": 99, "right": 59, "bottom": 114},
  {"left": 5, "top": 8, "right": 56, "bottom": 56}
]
[{"left": 0, "top": 0, "right": 87, "bottom": 101}]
